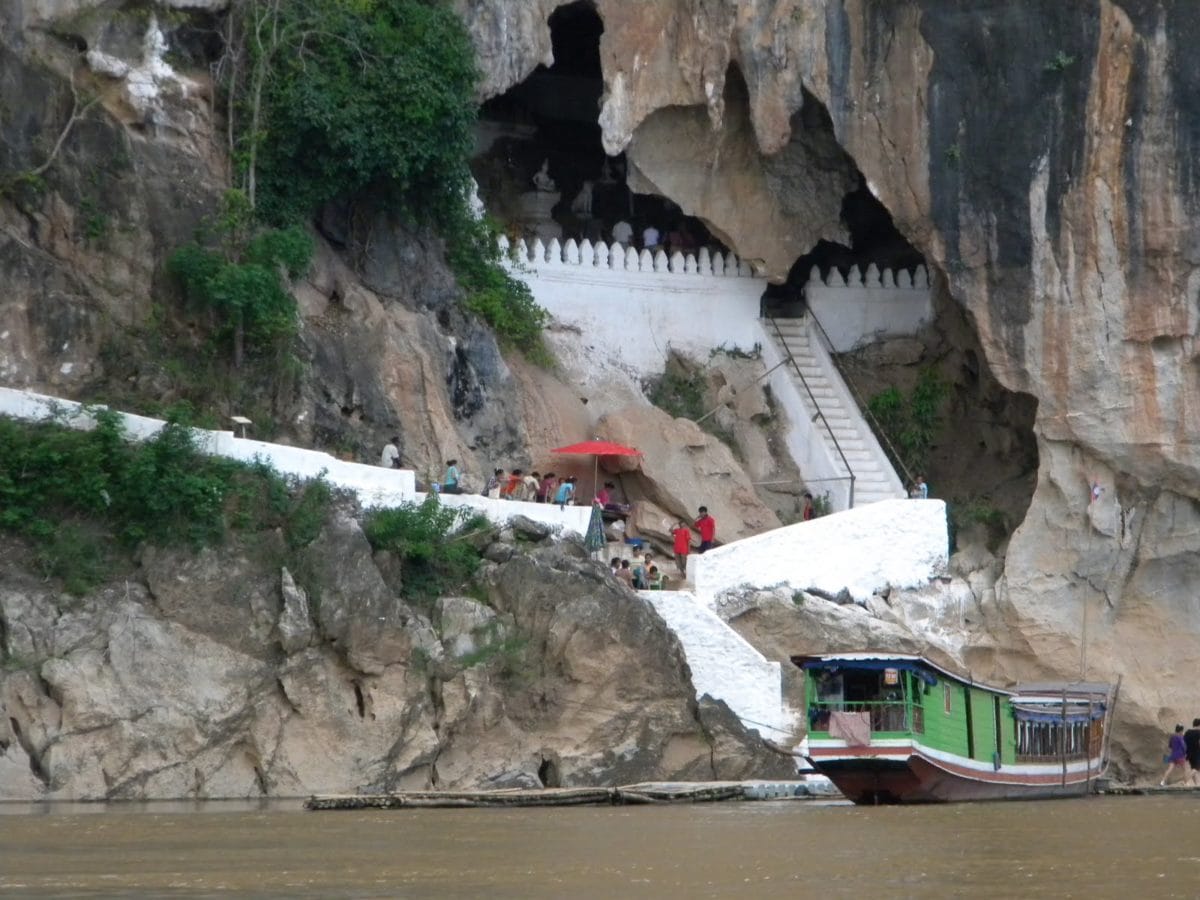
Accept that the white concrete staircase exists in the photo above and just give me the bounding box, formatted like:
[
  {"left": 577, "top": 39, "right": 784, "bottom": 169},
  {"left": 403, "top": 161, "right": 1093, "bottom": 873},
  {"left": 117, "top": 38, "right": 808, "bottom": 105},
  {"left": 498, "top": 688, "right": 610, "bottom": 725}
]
[
  {"left": 640, "top": 590, "right": 794, "bottom": 742},
  {"left": 766, "top": 317, "right": 904, "bottom": 506}
]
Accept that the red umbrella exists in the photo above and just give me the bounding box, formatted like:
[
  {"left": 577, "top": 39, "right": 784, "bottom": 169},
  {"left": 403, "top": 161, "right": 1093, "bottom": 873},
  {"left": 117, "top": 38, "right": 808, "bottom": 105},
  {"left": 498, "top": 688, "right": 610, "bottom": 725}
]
[
  {"left": 551, "top": 440, "right": 642, "bottom": 502},
  {"left": 551, "top": 440, "right": 642, "bottom": 457}
]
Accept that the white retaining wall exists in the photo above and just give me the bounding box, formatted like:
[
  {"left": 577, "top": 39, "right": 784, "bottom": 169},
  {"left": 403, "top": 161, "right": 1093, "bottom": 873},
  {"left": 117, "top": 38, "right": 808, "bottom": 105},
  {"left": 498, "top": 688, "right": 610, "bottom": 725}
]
[
  {"left": 412, "top": 490, "right": 593, "bottom": 537},
  {"left": 640, "top": 589, "right": 793, "bottom": 741},
  {"left": 502, "top": 237, "right": 767, "bottom": 374},
  {"left": 689, "top": 498, "right": 948, "bottom": 602},
  {"left": 806, "top": 264, "right": 932, "bottom": 352},
  {"left": 0, "top": 387, "right": 418, "bottom": 501},
  {"left": 0, "top": 386, "right": 601, "bottom": 537}
]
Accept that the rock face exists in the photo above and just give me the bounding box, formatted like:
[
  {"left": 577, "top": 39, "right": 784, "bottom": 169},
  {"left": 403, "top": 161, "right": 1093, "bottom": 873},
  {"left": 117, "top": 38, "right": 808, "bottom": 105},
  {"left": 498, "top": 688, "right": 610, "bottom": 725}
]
[
  {"left": 596, "top": 404, "right": 780, "bottom": 543},
  {"left": 458, "top": 0, "right": 1200, "bottom": 777},
  {"left": 0, "top": 526, "right": 786, "bottom": 800},
  {"left": 5, "top": 0, "right": 1200, "bottom": 785}
]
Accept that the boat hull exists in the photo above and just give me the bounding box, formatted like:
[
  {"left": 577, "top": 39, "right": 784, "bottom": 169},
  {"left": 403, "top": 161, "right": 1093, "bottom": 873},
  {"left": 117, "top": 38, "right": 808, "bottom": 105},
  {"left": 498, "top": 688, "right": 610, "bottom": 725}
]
[{"left": 812, "top": 751, "right": 1099, "bottom": 804}]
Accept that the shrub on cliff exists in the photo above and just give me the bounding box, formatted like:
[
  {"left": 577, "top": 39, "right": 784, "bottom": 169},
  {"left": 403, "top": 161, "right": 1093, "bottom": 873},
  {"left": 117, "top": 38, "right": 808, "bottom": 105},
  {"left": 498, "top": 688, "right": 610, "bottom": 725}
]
[
  {"left": 0, "top": 410, "right": 330, "bottom": 594},
  {"left": 447, "top": 219, "right": 550, "bottom": 361},
  {"left": 168, "top": 190, "right": 313, "bottom": 369},
  {"left": 363, "top": 497, "right": 490, "bottom": 606},
  {"left": 867, "top": 367, "right": 947, "bottom": 477}
]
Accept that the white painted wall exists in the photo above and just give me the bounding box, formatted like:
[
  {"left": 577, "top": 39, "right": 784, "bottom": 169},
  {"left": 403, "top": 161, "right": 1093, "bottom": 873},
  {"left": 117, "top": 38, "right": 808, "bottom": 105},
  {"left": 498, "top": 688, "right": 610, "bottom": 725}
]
[
  {"left": 503, "top": 237, "right": 767, "bottom": 374},
  {"left": 0, "top": 385, "right": 418, "bottom": 500},
  {"left": 641, "top": 589, "right": 794, "bottom": 741},
  {"left": 752, "top": 319, "right": 853, "bottom": 510},
  {"left": 688, "top": 498, "right": 948, "bottom": 602},
  {"left": 805, "top": 264, "right": 932, "bottom": 352},
  {"left": 412, "top": 490, "right": 593, "bottom": 537},
  {"left": 0, "top": 384, "right": 601, "bottom": 538}
]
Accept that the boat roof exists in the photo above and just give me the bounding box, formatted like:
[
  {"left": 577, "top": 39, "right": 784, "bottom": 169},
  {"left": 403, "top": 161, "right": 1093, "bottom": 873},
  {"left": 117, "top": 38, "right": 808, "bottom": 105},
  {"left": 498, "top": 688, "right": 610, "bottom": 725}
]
[
  {"left": 1011, "top": 682, "right": 1112, "bottom": 699},
  {"left": 792, "top": 653, "right": 1113, "bottom": 697},
  {"left": 791, "top": 652, "right": 987, "bottom": 689}
]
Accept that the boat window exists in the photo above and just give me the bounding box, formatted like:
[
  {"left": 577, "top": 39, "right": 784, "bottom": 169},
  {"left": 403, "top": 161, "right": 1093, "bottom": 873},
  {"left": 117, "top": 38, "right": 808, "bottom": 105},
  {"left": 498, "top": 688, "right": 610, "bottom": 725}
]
[
  {"left": 808, "top": 667, "right": 919, "bottom": 733},
  {"left": 813, "top": 671, "right": 844, "bottom": 704},
  {"left": 943, "top": 682, "right": 952, "bottom": 715},
  {"left": 1016, "top": 719, "right": 1093, "bottom": 761}
]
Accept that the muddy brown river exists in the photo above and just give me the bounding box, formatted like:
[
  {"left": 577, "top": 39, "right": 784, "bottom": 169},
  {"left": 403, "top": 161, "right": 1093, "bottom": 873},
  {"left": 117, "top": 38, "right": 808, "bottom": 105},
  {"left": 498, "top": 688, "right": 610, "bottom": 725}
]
[{"left": 2, "top": 796, "right": 1198, "bottom": 897}]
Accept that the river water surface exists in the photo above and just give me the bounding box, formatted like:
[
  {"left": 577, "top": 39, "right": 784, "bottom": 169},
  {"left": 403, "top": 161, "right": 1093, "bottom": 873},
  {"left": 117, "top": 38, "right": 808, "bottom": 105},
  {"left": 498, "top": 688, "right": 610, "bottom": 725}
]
[{"left": 2, "top": 796, "right": 1198, "bottom": 897}]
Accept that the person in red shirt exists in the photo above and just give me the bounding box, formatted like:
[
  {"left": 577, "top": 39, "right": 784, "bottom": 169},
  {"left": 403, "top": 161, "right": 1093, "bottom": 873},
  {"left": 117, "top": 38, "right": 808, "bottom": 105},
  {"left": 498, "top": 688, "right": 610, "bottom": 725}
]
[
  {"left": 500, "top": 468, "right": 524, "bottom": 499},
  {"left": 671, "top": 521, "right": 693, "bottom": 576},
  {"left": 694, "top": 506, "right": 716, "bottom": 552}
]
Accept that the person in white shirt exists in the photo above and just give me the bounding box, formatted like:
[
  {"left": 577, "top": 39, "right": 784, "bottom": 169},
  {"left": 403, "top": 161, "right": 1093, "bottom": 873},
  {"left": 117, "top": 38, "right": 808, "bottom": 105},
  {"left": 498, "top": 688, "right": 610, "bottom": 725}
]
[
  {"left": 612, "top": 220, "right": 633, "bottom": 245},
  {"left": 642, "top": 225, "right": 661, "bottom": 248},
  {"left": 380, "top": 436, "right": 401, "bottom": 469}
]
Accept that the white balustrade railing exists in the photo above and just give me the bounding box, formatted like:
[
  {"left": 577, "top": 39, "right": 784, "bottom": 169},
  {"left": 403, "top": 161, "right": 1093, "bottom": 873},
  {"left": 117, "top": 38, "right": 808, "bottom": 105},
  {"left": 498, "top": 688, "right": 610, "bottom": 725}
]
[
  {"left": 498, "top": 236, "right": 756, "bottom": 278},
  {"left": 806, "top": 263, "right": 930, "bottom": 291},
  {"left": 804, "top": 263, "right": 933, "bottom": 352}
]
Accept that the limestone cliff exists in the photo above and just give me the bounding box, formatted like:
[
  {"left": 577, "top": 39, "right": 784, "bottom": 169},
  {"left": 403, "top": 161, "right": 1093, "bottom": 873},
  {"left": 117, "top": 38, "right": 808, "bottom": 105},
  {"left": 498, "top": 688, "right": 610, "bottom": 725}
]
[
  {"left": 0, "top": 524, "right": 788, "bottom": 800},
  {"left": 3, "top": 0, "right": 1199, "bottom": 788},
  {"left": 459, "top": 0, "right": 1200, "bottom": 774}
]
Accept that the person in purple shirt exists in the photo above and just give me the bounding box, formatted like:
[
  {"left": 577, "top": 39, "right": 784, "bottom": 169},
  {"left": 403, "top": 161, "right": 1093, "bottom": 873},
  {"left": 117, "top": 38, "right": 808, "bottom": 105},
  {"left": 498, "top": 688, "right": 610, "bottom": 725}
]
[{"left": 1159, "top": 724, "right": 1189, "bottom": 786}]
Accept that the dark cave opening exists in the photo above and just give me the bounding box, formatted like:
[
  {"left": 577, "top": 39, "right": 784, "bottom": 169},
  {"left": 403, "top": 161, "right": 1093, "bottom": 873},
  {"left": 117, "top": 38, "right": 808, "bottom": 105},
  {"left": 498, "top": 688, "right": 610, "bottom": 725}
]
[
  {"left": 472, "top": 1, "right": 724, "bottom": 254},
  {"left": 763, "top": 91, "right": 927, "bottom": 314},
  {"left": 537, "top": 756, "right": 561, "bottom": 788}
]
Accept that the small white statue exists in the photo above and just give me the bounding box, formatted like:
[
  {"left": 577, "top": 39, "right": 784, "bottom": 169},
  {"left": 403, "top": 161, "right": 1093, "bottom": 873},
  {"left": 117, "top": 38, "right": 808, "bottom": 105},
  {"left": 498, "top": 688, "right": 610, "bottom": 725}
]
[
  {"left": 532, "top": 159, "right": 557, "bottom": 192},
  {"left": 571, "top": 180, "right": 594, "bottom": 217}
]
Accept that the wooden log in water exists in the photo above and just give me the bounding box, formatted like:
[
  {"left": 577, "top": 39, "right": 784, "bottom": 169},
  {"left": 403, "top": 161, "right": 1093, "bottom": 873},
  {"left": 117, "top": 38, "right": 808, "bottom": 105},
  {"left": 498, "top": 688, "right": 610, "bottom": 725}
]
[
  {"left": 1094, "top": 783, "right": 1200, "bottom": 796},
  {"left": 306, "top": 781, "right": 757, "bottom": 811},
  {"left": 306, "top": 787, "right": 617, "bottom": 810}
]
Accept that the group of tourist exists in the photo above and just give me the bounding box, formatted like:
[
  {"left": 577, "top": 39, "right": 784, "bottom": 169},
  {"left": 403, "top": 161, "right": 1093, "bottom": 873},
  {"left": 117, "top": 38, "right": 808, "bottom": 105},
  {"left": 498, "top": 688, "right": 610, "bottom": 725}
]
[
  {"left": 481, "top": 469, "right": 579, "bottom": 506},
  {"left": 1160, "top": 719, "right": 1200, "bottom": 787},
  {"left": 610, "top": 553, "right": 665, "bottom": 590},
  {"left": 609, "top": 219, "right": 701, "bottom": 256},
  {"left": 606, "top": 506, "right": 717, "bottom": 591}
]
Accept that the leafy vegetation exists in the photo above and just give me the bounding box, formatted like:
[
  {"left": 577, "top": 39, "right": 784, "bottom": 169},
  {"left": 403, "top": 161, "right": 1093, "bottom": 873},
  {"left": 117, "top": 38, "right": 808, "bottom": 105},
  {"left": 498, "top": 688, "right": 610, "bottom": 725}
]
[
  {"left": 231, "top": 0, "right": 478, "bottom": 228},
  {"left": 709, "top": 342, "right": 762, "bottom": 361},
  {"left": 448, "top": 219, "right": 550, "bottom": 361},
  {"left": 167, "top": 190, "right": 312, "bottom": 368},
  {"left": 949, "top": 496, "right": 1008, "bottom": 551},
  {"left": 867, "top": 367, "right": 948, "bottom": 477},
  {"left": 456, "top": 624, "right": 529, "bottom": 681},
  {"left": 363, "top": 496, "right": 491, "bottom": 607},
  {"left": 810, "top": 491, "right": 833, "bottom": 517},
  {"left": 0, "top": 411, "right": 330, "bottom": 594},
  {"left": 647, "top": 358, "right": 748, "bottom": 455},
  {"left": 649, "top": 365, "right": 706, "bottom": 421}
]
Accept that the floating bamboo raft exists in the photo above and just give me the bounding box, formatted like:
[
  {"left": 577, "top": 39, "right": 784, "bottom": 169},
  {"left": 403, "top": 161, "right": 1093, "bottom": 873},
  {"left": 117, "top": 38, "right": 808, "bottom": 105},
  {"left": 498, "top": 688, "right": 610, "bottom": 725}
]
[{"left": 305, "top": 781, "right": 818, "bottom": 811}]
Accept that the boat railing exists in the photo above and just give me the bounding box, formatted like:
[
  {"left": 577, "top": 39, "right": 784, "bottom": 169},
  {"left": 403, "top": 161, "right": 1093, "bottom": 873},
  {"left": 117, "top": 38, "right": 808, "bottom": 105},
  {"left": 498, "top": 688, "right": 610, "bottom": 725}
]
[{"left": 808, "top": 701, "right": 924, "bottom": 734}]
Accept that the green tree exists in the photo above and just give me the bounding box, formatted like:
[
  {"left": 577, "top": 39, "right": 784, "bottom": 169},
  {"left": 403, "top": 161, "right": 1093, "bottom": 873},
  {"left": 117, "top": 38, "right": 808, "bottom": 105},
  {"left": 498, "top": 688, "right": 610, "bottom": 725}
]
[
  {"left": 224, "top": 0, "right": 477, "bottom": 227},
  {"left": 214, "top": 0, "right": 548, "bottom": 360},
  {"left": 168, "top": 190, "right": 312, "bottom": 367}
]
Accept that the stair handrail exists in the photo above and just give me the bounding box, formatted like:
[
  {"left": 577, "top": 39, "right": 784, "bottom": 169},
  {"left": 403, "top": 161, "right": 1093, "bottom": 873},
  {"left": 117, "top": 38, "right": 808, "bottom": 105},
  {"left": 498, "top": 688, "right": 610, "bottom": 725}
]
[
  {"left": 767, "top": 316, "right": 856, "bottom": 508},
  {"left": 803, "top": 306, "right": 917, "bottom": 491}
]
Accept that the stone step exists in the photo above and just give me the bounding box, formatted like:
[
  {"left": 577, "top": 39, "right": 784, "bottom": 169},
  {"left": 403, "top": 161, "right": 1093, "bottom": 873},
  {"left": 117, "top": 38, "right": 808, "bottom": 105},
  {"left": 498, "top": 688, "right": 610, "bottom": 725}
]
[{"left": 767, "top": 319, "right": 903, "bottom": 507}]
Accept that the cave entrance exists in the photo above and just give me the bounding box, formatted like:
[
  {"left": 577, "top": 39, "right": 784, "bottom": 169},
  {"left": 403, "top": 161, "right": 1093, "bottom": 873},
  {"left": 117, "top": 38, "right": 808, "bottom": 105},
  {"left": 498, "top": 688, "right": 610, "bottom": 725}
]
[
  {"left": 472, "top": 1, "right": 724, "bottom": 253},
  {"left": 751, "top": 90, "right": 1037, "bottom": 545}
]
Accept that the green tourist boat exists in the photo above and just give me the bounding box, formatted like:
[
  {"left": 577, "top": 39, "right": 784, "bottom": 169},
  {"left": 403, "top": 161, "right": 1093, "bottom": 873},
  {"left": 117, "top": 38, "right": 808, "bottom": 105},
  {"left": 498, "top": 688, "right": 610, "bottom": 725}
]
[{"left": 797, "top": 653, "right": 1117, "bottom": 804}]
